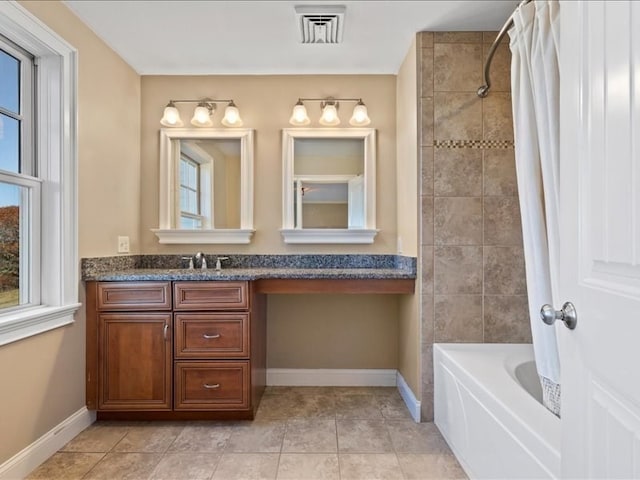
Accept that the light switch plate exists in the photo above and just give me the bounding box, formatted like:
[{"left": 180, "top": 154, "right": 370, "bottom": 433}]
[{"left": 117, "top": 236, "right": 130, "bottom": 253}]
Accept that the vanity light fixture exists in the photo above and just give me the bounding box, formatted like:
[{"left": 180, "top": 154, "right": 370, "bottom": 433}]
[
  {"left": 289, "top": 97, "right": 371, "bottom": 127},
  {"left": 160, "top": 98, "right": 244, "bottom": 127}
]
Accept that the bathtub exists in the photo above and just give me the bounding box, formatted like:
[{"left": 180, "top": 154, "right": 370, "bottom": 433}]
[{"left": 434, "top": 343, "right": 561, "bottom": 479}]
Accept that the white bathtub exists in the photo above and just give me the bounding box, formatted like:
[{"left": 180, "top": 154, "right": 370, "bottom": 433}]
[{"left": 434, "top": 343, "right": 561, "bottom": 479}]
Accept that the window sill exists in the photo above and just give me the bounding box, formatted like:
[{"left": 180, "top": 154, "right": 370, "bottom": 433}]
[
  {"left": 280, "top": 228, "right": 379, "bottom": 244},
  {"left": 152, "top": 228, "right": 255, "bottom": 244},
  {"left": 0, "top": 303, "right": 81, "bottom": 347}
]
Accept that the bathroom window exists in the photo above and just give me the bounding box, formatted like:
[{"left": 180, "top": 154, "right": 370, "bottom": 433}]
[
  {"left": 0, "top": 3, "right": 80, "bottom": 346},
  {"left": 0, "top": 37, "right": 39, "bottom": 312}
]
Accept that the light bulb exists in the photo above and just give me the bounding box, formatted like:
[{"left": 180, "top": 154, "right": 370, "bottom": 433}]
[
  {"left": 289, "top": 101, "right": 310, "bottom": 126},
  {"left": 222, "top": 101, "right": 243, "bottom": 127},
  {"left": 191, "top": 103, "right": 214, "bottom": 127},
  {"left": 319, "top": 103, "right": 340, "bottom": 126},
  {"left": 160, "top": 102, "right": 183, "bottom": 127},
  {"left": 349, "top": 100, "right": 371, "bottom": 126}
]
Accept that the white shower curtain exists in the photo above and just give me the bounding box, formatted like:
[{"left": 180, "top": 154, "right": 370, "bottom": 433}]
[{"left": 509, "top": 0, "right": 561, "bottom": 414}]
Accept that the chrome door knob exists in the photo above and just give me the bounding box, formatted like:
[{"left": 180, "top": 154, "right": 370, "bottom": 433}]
[{"left": 540, "top": 302, "right": 578, "bottom": 330}]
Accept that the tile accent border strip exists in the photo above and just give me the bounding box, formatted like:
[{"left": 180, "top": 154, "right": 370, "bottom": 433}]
[{"left": 433, "top": 139, "right": 514, "bottom": 149}]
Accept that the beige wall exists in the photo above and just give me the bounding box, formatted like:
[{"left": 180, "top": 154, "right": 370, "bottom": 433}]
[
  {"left": 0, "top": 1, "right": 141, "bottom": 464},
  {"left": 395, "top": 38, "right": 421, "bottom": 396},
  {"left": 141, "top": 75, "right": 402, "bottom": 371},
  {"left": 417, "top": 31, "right": 529, "bottom": 420},
  {"left": 140, "top": 75, "right": 397, "bottom": 254},
  {"left": 267, "top": 295, "right": 398, "bottom": 369}
]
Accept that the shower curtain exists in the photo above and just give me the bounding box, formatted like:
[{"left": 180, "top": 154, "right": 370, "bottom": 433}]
[{"left": 509, "top": 0, "right": 562, "bottom": 416}]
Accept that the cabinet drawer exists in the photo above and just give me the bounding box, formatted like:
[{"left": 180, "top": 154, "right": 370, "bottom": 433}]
[
  {"left": 174, "top": 361, "right": 249, "bottom": 410},
  {"left": 174, "top": 281, "right": 248, "bottom": 311},
  {"left": 97, "top": 282, "right": 172, "bottom": 311},
  {"left": 175, "top": 313, "right": 249, "bottom": 359}
]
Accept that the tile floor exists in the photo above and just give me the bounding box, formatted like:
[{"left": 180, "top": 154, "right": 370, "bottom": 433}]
[{"left": 27, "top": 387, "right": 467, "bottom": 480}]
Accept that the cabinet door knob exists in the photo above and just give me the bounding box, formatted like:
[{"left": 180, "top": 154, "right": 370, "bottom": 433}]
[
  {"left": 163, "top": 324, "right": 169, "bottom": 340},
  {"left": 203, "top": 383, "right": 220, "bottom": 389},
  {"left": 203, "top": 333, "right": 221, "bottom": 339}
]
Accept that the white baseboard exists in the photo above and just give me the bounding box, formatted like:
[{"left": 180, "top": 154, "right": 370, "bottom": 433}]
[
  {"left": 396, "top": 371, "right": 421, "bottom": 423},
  {"left": 0, "top": 407, "right": 95, "bottom": 480},
  {"left": 267, "top": 368, "right": 397, "bottom": 387}
]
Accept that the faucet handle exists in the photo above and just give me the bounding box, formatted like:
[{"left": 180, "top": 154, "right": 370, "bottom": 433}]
[
  {"left": 215, "top": 256, "right": 230, "bottom": 271},
  {"left": 181, "top": 256, "right": 194, "bottom": 270}
]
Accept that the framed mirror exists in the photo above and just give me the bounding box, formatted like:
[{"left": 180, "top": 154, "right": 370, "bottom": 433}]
[
  {"left": 153, "top": 128, "right": 254, "bottom": 244},
  {"left": 281, "top": 128, "right": 377, "bottom": 244}
]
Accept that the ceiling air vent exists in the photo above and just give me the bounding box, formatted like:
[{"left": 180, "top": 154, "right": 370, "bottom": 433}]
[{"left": 295, "top": 5, "right": 346, "bottom": 44}]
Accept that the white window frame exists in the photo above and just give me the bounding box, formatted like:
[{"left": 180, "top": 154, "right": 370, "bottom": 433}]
[{"left": 0, "top": 1, "right": 80, "bottom": 346}]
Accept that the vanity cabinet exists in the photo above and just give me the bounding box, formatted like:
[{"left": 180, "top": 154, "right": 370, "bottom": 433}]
[{"left": 85, "top": 280, "right": 266, "bottom": 420}]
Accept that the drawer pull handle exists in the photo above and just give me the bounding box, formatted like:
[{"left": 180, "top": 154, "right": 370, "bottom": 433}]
[
  {"left": 163, "top": 324, "right": 169, "bottom": 340},
  {"left": 203, "top": 333, "right": 221, "bottom": 339},
  {"left": 203, "top": 383, "right": 220, "bottom": 389}
]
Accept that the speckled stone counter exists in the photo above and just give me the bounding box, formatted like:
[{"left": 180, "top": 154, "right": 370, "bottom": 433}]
[{"left": 81, "top": 254, "right": 417, "bottom": 283}]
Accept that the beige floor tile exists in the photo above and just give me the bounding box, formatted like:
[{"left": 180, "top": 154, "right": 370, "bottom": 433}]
[
  {"left": 333, "top": 386, "right": 379, "bottom": 396},
  {"left": 26, "top": 452, "right": 104, "bottom": 480},
  {"left": 386, "top": 421, "right": 453, "bottom": 454},
  {"left": 265, "top": 386, "right": 334, "bottom": 396},
  {"left": 149, "top": 452, "right": 221, "bottom": 480},
  {"left": 113, "top": 423, "right": 184, "bottom": 453},
  {"left": 335, "top": 394, "right": 383, "bottom": 420},
  {"left": 397, "top": 453, "right": 468, "bottom": 479},
  {"left": 211, "top": 453, "right": 279, "bottom": 480},
  {"left": 337, "top": 420, "right": 394, "bottom": 453},
  {"left": 282, "top": 418, "right": 337, "bottom": 453},
  {"left": 83, "top": 452, "right": 162, "bottom": 480},
  {"left": 60, "top": 424, "right": 130, "bottom": 453},
  {"left": 256, "top": 393, "right": 303, "bottom": 420},
  {"left": 225, "top": 420, "right": 286, "bottom": 453},
  {"left": 372, "top": 387, "right": 404, "bottom": 398},
  {"left": 168, "top": 422, "right": 236, "bottom": 453},
  {"left": 277, "top": 453, "right": 339, "bottom": 480},
  {"left": 30, "top": 388, "right": 469, "bottom": 480},
  {"left": 375, "top": 391, "right": 412, "bottom": 421},
  {"left": 339, "top": 453, "right": 404, "bottom": 480},
  {"left": 288, "top": 394, "right": 336, "bottom": 418}
]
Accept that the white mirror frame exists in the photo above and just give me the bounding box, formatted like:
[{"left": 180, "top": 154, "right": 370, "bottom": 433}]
[
  {"left": 153, "top": 128, "right": 255, "bottom": 244},
  {"left": 281, "top": 128, "right": 378, "bottom": 244}
]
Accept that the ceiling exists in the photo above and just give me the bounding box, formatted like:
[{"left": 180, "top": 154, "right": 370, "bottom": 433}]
[{"left": 63, "top": 1, "right": 518, "bottom": 75}]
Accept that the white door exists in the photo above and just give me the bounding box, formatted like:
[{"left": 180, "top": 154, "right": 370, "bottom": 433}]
[{"left": 559, "top": 1, "right": 640, "bottom": 478}]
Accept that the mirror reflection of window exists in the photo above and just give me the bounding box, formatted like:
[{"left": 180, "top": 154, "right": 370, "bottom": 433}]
[
  {"left": 179, "top": 154, "right": 203, "bottom": 228},
  {"left": 177, "top": 139, "right": 241, "bottom": 229},
  {"left": 293, "top": 138, "right": 365, "bottom": 230}
]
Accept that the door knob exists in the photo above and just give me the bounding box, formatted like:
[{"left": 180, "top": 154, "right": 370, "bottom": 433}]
[{"left": 540, "top": 302, "right": 577, "bottom": 330}]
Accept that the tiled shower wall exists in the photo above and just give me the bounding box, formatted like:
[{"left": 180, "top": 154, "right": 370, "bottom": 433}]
[{"left": 418, "top": 32, "right": 532, "bottom": 421}]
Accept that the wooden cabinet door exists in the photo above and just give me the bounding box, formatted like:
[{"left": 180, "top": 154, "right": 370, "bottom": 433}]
[{"left": 99, "top": 313, "right": 172, "bottom": 410}]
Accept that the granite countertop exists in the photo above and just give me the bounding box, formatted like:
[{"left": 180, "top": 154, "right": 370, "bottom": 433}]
[
  {"left": 84, "top": 267, "right": 415, "bottom": 282},
  {"left": 81, "top": 254, "right": 416, "bottom": 282}
]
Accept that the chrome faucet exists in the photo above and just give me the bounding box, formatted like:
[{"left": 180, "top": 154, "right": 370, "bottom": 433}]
[
  {"left": 194, "top": 252, "right": 207, "bottom": 269},
  {"left": 215, "top": 256, "right": 230, "bottom": 271}
]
